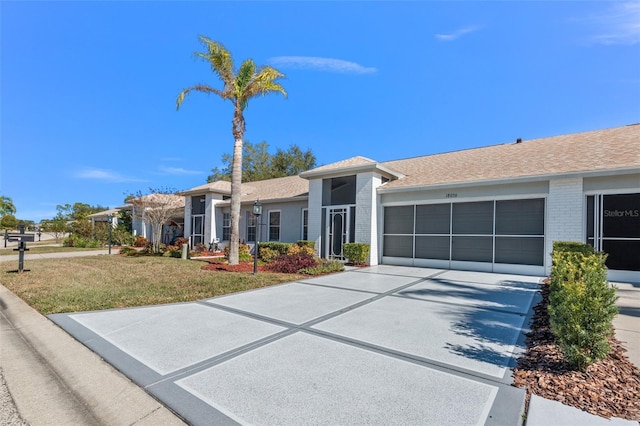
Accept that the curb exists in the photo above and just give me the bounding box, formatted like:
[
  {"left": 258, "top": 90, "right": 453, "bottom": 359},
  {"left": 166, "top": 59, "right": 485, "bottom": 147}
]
[{"left": 0, "top": 285, "right": 186, "bottom": 425}]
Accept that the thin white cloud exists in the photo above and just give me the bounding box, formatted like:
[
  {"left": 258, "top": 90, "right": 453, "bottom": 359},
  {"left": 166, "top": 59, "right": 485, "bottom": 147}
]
[
  {"left": 269, "top": 56, "right": 377, "bottom": 74},
  {"left": 158, "top": 166, "right": 202, "bottom": 175},
  {"left": 435, "top": 26, "right": 480, "bottom": 42},
  {"left": 589, "top": 2, "right": 640, "bottom": 45},
  {"left": 75, "top": 168, "right": 146, "bottom": 183}
]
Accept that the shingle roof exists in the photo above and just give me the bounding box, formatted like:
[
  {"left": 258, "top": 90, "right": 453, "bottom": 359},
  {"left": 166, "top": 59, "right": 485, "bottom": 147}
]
[
  {"left": 183, "top": 175, "right": 309, "bottom": 204},
  {"left": 236, "top": 175, "right": 309, "bottom": 202},
  {"left": 379, "top": 124, "right": 640, "bottom": 190},
  {"left": 181, "top": 180, "right": 232, "bottom": 195},
  {"left": 305, "top": 156, "right": 378, "bottom": 173}
]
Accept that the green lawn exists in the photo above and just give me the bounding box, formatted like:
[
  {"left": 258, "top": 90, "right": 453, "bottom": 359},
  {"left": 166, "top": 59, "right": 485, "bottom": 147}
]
[{"left": 1, "top": 256, "right": 303, "bottom": 315}]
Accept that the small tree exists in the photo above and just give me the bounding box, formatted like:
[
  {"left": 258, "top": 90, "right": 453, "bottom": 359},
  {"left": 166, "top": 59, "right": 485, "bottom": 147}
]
[
  {"left": 129, "top": 190, "right": 184, "bottom": 254},
  {"left": 0, "top": 214, "right": 17, "bottom": 230},
  {"left": 40, "top": 217, "right": 69, "bottom": 243}
]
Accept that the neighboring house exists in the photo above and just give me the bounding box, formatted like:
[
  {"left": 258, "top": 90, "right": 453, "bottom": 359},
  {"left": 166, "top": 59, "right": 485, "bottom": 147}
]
[
  {"left": 87, "top": 206, "right": 131, "bottom": 228},
  {"left": 182, "top": 124, "right": 640, "bottom": 282},
  {"left": 179, "top": 176, "right": 309, "bottom": 249},
  {"left": 130, "top": 194, "right": 185, "bottom": 245}
]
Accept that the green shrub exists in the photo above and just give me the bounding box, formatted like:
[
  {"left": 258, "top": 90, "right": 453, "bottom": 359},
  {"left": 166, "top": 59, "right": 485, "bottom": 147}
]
[
  {"left": 258, "top": 242, "right": 292, "bottom": 256},
  {"left": 299, "top": 259, "right": 344, "bottom": 275},
  {"left": 548, "top": 247, "right": 618, "bottom": 371},
  {"left": 63, "top": 235, "right": 101, "bottom": 248},
  {"left": 259, "top": 247, "right": 280, "bottom": 263},
  {"left": 343, "top": 243, "right": 370, "bottom": 265},
  {"left": 287, "top": 244, "right": 315, "bottom": 256},
  {"left": 553, "top": 241, "right": 596, "bottom": 256},
  {"left": 111, "top": 228, "right": 135, "bottom": 246},
  {"left": 224, "top": 243, "right": 252, "bottom": 262},
  {"left": 162, "top": 244, "right": 182, "bottom": 258},
  {"left": 296, "top": 240, "right": 315, "bottom": 249}
]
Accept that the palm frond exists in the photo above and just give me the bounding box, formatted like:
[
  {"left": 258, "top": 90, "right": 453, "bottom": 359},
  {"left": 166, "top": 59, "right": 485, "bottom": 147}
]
[
  {"left": 235, "top": 59, "right": 256, "bottom": 99},
  {"left": 196, "top": 35, "right": 235, "bottom": 87},
  {"left": 238, "top": 65, "right": 287, "bottom": 109},
  {"left": 176, "top": 85, "right": 226, "bottom": 110}
]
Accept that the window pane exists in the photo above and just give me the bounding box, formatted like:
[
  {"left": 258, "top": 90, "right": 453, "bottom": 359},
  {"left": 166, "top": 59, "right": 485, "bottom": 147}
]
[
  {"left": 602, "top": 193, "right": 640, "bottom": 238},
  {"left": 602, "top": 240, "right": 640, "bottom": 271},
  {"left": 269, "top": 227, "right": 280, "bottom": 241},
  {"left": 384, "top": 206, "right": 414, "bottom": 234},
  {"left": 270, "top": 211, "right": 281, "bottom": 226},
  {"left": 415, "top": 204, "right": 450, "bottom": 234},
  {"left": 451, "top": 236, "right": 493, "bottom": 262},
  {"left": 383, "top": 235, "right": 413, "bottom": 258},
  {"left": 495, "top": 199, "right": 544, "bottom": 235},
  {"left": 191, "top": 196, "right": 206, "bottom": 215},
  {"left": 586, "top": 196, "right": 595, "bottom": 239},
  {"left": 452, "top": 202, "right": 493, "bottom": 235},
  {"left": 495, "top": 237, "right": 544, "bottom": 266},
  {"left": 415, "top": 236, "right": 450, "bottom": 260}
]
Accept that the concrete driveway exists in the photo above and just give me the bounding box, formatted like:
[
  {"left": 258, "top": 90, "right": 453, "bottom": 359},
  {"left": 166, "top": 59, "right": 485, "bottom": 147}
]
[{"left": 50, "top": 266, "right": 542, "bottom": 425}]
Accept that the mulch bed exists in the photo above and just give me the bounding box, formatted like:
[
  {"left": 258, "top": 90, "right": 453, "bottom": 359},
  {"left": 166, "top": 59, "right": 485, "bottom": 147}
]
[{"left": 512, "top": 280, "right": 640, "bottom": 421}]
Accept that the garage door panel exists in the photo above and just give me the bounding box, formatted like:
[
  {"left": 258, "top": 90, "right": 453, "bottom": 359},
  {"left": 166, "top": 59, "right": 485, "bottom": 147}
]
[
  {"left": 383, "top": 235, "right": 413, "bottom": 258},
  {"left": 451, "top": 236, "right": 493, "bottom": 262},
  {"left": 416, "top": 204, "right": 450, "bottom": 234},
  {"left": 452, "top": 202, "right": 493, "bottom": 235},
  {"left": 495, "top": 237, "right": 544, "bottom": 266},
  {"left": 495, "top": 199, "right": 545, "bottom": 235},
  {"left": 415, "top": 236, "right": 450, "bottom": 260}
]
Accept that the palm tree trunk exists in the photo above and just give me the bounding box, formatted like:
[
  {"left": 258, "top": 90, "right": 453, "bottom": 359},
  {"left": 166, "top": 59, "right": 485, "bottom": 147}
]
[{"left": 228, "top": 137, "right": 243, "bottom": 264}]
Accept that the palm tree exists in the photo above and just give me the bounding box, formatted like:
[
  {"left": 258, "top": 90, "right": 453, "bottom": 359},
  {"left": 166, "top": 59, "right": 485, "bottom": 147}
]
[
  {"left": 176, "top": 36, "right": 286, "bottom": 264},
  {"left": 0, "top": 195, "right": 16, "bottom": 216}
]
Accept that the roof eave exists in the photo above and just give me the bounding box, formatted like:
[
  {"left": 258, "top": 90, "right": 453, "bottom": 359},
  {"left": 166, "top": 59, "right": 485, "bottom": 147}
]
[
  {"left": 300, "top": 163, "right": 404, "bottom": 180},
  {"left": 178, "top": 187, "right": 232, "bottom": 196},
  {"left": 377, "top": 166, "right": 640, "bottom": 194},
  {"left": 215, "top": 194, "right": 309, "bottom": 208}
]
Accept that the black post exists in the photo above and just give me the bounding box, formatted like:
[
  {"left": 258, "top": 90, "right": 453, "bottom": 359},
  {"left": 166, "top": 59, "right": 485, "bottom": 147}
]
[
  {"left": 4, "top": 230, "right": 7, "bottom": 248},
  {"left": 252, "top": 200, "right": 262, "bottom": 275},
  {"left": 18, "top": 242, "right": 25, "bottom": 273},
  {"left": 16, "top": 225, "right": 28, "bottom": 273},
  {"left": 108, "top": 215, "right": 113, "bottom": 255}
]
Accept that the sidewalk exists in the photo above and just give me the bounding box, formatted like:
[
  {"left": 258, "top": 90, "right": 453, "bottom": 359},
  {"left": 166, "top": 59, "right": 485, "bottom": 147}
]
[
  {"left": 0, "top": 284, "right": 185, "bottom": 425},
  {"left": 0, "top": 248, "right": 120, "bottom": 263}
]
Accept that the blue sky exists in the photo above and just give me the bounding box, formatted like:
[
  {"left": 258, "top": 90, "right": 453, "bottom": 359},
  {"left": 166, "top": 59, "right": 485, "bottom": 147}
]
[{"left": 2, "top": 1, "right": 639, "bottom": 222}]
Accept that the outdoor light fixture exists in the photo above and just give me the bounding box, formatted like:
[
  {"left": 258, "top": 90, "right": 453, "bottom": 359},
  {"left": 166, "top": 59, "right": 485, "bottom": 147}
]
[{"left": 253, "top": 200, "right": 262, "bottom": 274}]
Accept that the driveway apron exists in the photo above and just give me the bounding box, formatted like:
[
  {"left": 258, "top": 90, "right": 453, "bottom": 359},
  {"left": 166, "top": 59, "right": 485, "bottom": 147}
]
[{"left": 50, "top": 266, "right": 542, "bottom": 425}]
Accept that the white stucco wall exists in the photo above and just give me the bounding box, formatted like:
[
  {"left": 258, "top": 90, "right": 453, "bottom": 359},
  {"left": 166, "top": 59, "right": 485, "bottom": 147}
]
[
  {"left": 355, "top": 172, "right": 381, "bottom": 265},
  {"left": 183, "top": 197, "right": 192, "bottom": 242},
  {"left": 307, "top": 179, "right": 323, "bottom": 257}
]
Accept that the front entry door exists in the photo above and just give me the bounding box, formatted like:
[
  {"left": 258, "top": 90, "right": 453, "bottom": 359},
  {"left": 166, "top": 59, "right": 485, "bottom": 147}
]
[{"left": 327, "top": 207, "right": 350, "bottom": 260}]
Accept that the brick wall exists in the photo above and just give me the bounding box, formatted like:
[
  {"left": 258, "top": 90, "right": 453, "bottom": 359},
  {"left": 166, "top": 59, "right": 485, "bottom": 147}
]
[{"left": 546, "top": 177, "right": 584, "bottom": 272}]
